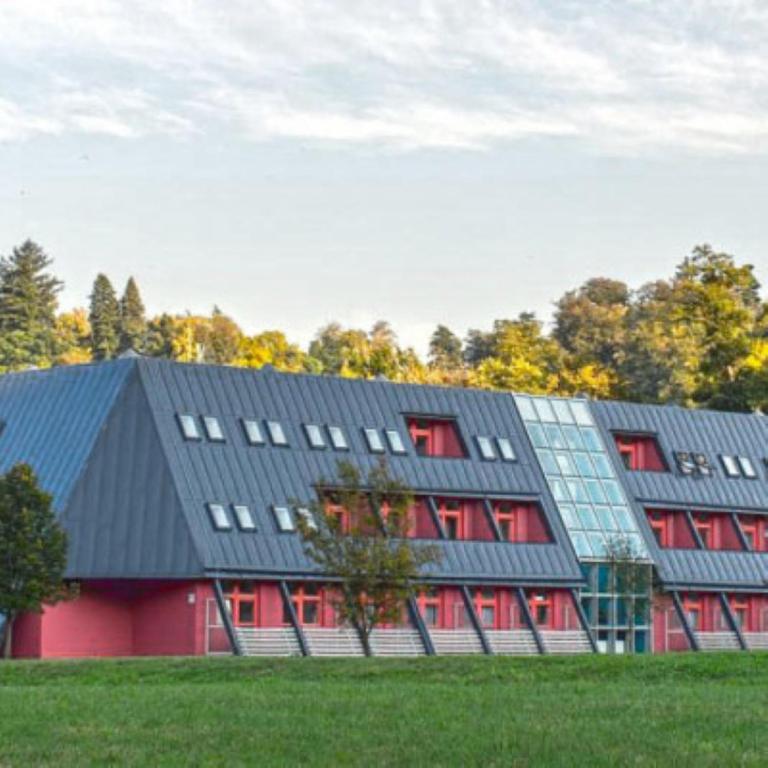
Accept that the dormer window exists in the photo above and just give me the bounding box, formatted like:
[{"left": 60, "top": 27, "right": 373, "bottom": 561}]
[
  {"left": 614, "top": 433, "right": 666, "bottom": 472},
  {"left": 406, "top": 417, "right": 466, "bottom": 458},
  {"left": 203, "top": 416, "right": 225, "bottom": 442}
]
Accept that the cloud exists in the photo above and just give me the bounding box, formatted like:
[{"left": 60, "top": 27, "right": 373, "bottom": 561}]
[{"left": 1, "top": 0, "right": 768, "bottom": 154}]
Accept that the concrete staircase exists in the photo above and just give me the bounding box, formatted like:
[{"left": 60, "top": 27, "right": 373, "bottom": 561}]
[
  {"left": 304, "top": 628, "right": 365, "bottom": 656},
  {"left": 540, "top": 630, "right": 593, "bottom": 654},
  {"left": 486, "top": 630, "right": 540, "bottom": 655},
  {"left": 695, "top": 631, "right": 741, "bottom": 651},
  {"left": 742, "top": 632, "right": 768, "bottom": 650},
  {"left": 428, "top": 628, "right": 484, "bottom": 655},
  {"left": 370, "top": 628, "right": 426, "bottom": 656},
  {"left": 235, "top": 628, "right": 302, "bottom": 656}
]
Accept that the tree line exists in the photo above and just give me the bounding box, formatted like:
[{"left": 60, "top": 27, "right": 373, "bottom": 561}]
[{"left": 2, "top": 238, "right": 768, "bottom": 412}]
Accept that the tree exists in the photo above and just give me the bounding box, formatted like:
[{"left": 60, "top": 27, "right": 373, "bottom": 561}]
[
  {"left": 204, "top": 307, "right": 242, "bottom": 364},
  {"left": 604, "top": 535, "right": 653, "bottom": 654},
  {"left": 88, "top": 274, "right": 120, "bottom": 361},
  {"left": 54, "top": 309, "right": 92, "bottom": 366},
  {"left": 118, "top": 277, "right": 147, "bottom": 354},
  {"left": 144, "top": 313, "right": 176, "bottom": 358},
  {"left": 0, "top": 240, "right": 63, "bottom": 371},
  {"left": 0, "top": 464, "right": 73, "bottom": 657},
  {"left": 428, "top": 325, "right": 463, "bottom": 370},
  {"left": 296, "top": 461, "right": 441, "bottom": 656},
  {"left": 236, "top": 330, "right": 309, "bottom": 372}
]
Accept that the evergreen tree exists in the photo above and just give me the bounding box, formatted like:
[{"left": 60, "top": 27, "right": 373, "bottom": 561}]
[
  {"left": 88, "top": 274, "right": 120, "bottom": 361},
  {"left": 428, "top": 325, "right": 463, "bottom": 369},
  {"left": 144, "top": 313, "right": 176, "bottom": 358},
  {"left": 0, "top": 240, "right": 63, "bottom": 371},
  {"left": 118, "top": 277, "right": 147, "bottom": 354}
]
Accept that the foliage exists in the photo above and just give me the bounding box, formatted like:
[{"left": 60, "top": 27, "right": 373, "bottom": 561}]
[
  {"left": 235, "top": 330, "right": 309, "bottom": 371},
  {"left": 53, "top": 309, "right": 92, "bottom": 366},
  {"left": 0, "top": 240, "right": 63, "bottom": 372},
  {"left": 296, "top": 461, "right": 441, "bottom": 656},
  {"left": 428, "top": 324, "right": 463, "bottom": 369},
  {"left": 88, "top": 273, "right": 121, "bottom": 361},
  {"left": 0, "top": 464, "right": 73, "bottom": 657},
  {"left": 118, "top": 277, "right": 147, "bottom": 354}
]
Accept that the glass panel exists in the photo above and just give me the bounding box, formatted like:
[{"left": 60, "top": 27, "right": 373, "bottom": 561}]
[
  {"left": 559, "top": 504, "right": 580, "bottom": 528},
  {"left": 296, "top": 508, "right": 318, "bottom": 530},
  {"left": 738, "top": 456, "right": 756, "bottom": 478},
  {"left": 537, "top": 450, "right": 560, "bottom": 475},
  {"left": 528, "top": 423, "right": 548, "bottom": 448},
  {"left": 178, "top": 414, "right": 200, "bottom": 440},
  {"left": 238, "top": 601, "right": 255, "bottom": 624},
  {"left": 496, "top": 437, "right": 516, "bottom": 461},
  {"left": 386, "top": 430, "right": 407, "bottom": 454},
  {"left": 555, "top": 452, "right": 576, "bottom": 476},
  {"left": 267, "top": 421, "right": 288, "bottom": 446},
  {"left": 597, "top": 564, "right": 611, "bottom": 592},
  {"left": 207, "top": 503, "right": 231, "bottom": 530},
  {"left": 571, "top": 531, "right": 592, "bottom": 557},
  {"left": 577, "top": 505, "right": 599, "bottom": 530},
  {"left": 327, "top": 426, "right": 349, "bottom": 450},
  {"left": 304, "top": 424, "right": 325, "bottom": 449},
  {"left": 273, "top": 506, "right": 295, "bottom": 532},
  {"left": 602, "top": 480, "right": 624, "bottom": 505},
  {"left": 561, "top": 425, "right": 584, "bottom": 450},
  {"left": 545, "top": 425, "right": 566, "bottom": 449},
  {"left": 476, "top": 436, "right": 496, "bottom": 460},
  {"left": 573, "top": 452, "right": 597, "bottom": 477},
  {"left": 203, "top": 416, "right": 225, "bottom": 442},
  {"left": 612, "top": 506, "right": 635, "bottom": 532},
  {"left": 533, "top": 398, "right": 557, "bottom": 422},
  {"left": 580, "top": 427, "right": 602, "bottom": 452},
  {"left": 566, "top": 479, "right": 589, "bottom": 504},
  {"left": 552, "top": 400, "right": 574, "bottom": 424},
  {"left": 585, "top": 479, "right": 608, "bottom": 505},
  {"left": 550, "top": 478, "right": 569, "bottom": 503},
  {"left": 242, "top": 419, "right": 264, "bottom": 445},
  {"left": 232, "top": 505, "right": 256, "bottom": 531},
  {"left": 596, "top": 506, "right": 620, "bottom": 531},
  {"left": 591, "top": 453, "right": 614, "bottom": 478},
  {"left": 515, "top": 396, "right": 538, "bottom": 422},
  {"left": 570, "top": 400, "right": 593, "bottom": 426},
  {"left": 589, "top": 532, "right": 607, "bottom": 557},
  {"left": 364, "top": 428, "right": 385, "bottom": 453}
]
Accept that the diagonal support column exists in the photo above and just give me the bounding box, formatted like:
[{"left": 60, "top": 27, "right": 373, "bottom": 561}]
[
  {"left": 718, "top": 592, "right": 747, "bottom": 651},
  {"left": 407, "top": 596, "right": 435, "bottom": 655},
  {"left": 460, "top": 585, "right": 492, "bottom": 654},
  {"left": 212, "top": 579, "right": 242, "bottom": 657},
  {"left": 671, "top": 590, "right": 699, "bottom": 652},
  {"left": 570, "top": 588, "right": 598, "bottom": 653},
  {"left": 279, "top": 580, "right": 310, "bottom": 657},
  {"left": 516, "top": 587, "right": 546, "bottom": 654}
]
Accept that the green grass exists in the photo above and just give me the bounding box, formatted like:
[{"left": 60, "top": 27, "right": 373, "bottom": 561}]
[{"left": 1, "top": 653, "right": 767, "bottom": 767}]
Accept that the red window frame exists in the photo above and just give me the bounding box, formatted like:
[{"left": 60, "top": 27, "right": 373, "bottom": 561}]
[
  {"left": 648, "top": 511, "right": 670, "bottom": 548},
  {"left": 494, "top": 502, "right": 518, "bottom": 542},
  {"left": 474, "top": 588, "right": 498, "bottom": 629},
  {"left": 683, "top": 596, "right": 702, "bottom": 630},
  {"left": 224, "top": 581, "right": 258, "bottom": 627},
  {"left": 408, "top": 420, "right": 434, "bottom": 457},
  {"left": 528, "top": 592, "right": 553, "bottom": 629},
  {"left": 418, "top": 587, "right": 442, "bottom": 627},
  {"left": 325, "top": 500, "right": 350, "bottom": 534},
  {"left": 438, "top": 499, "right": 465, "bottom": 540},
  {"left": 739, "top": 517, "right": 767, "bottom": 552},
  {"left": 693, "top": 514, "right": 712, "bottom": 548},
  {"left": 730, "top": 596, "right": 749, "bottom": 630},
  {"left": 288, "top": 583, "right": 323, "bottom": 626}
]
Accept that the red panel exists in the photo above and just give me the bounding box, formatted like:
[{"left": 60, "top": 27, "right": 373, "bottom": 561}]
[
  {"left": 653, "top": 595, "right": 690, "bottom": 653},
  {"left": 10, "top": 612, "right": 42, "bottom": 658},
  {"left": 614, "top": 434, "right": 666, "bottom": 472},
  {"left": 407, "top": 419, "right": 466, "bottom": 458}
]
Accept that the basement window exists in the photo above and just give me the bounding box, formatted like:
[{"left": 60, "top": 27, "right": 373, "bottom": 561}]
[
  {"left": 232, "top": 504, "right": 256, "bottom": 531},
  {"left": 203, "top": 416, "right": 225, "bottom": 442},
  {"left": 385, "top": 429, "right": 407, "bottom": 454},
  {"left": 267, "top": 421, "right": 288, "bottom": 446},
  {"left": 721, "top": 455, "right": 740, "bottom": 478},
  {"left": 738, "top": 456, "right": 757, "bottom": 479},
  {"left": 207, "top": 503, "right": 231, "bottom": 531},
  {"left": 242, "top": 419, "right": 265, "bottom": 445},
  {"left": 327, "top": 426, "right": 349, "bottom": 451},
  {"left": 364, "top": 428, "right": 385, "bottom": 454},
  {"left": 304, "top": 424, "right": 326, "bottom": 449},
  {"left": 496, "top": 437, "right": 516, "bottom": 462},
  {"left": 273, "top": 506, "right": 295, "bottom": 532},
  {"left": 476, "top": 436, "right": 496, "bottom": 461},
  {"left": 178, "top": 413, "right": 201, "bottom": 441}
]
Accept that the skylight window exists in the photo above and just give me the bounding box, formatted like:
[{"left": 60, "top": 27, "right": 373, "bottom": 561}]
[
  {"left": 267, "top": 421, "right": 288, "bottom": 446},
  {"left": 232, "top": 504, "right": 256, "bottom": 531},
  {"left": 203, "top": 416, "right": 225, "bottom": 442},
  {"left": 385, "top": 429, "right": 407, "bottom": 454},
  {"left": 674, "top": 451, "right": 696, "bottom": 476},
  {"left": 327, "top": 426, "right": 349, "bottom": 451},
  {"left": 304, "top": 424, "right": 326, "bottom": 449},
  {"left": 207, "top": 503, "right": 231, "bottom": 531},
  {"left": 692, "top": 453, "right": 712, "bottom": 476},
  {"left": 242, "top": 419, "right": 264, "bottom": 445},
  {"left": 296, "top": 507, "right": 318, "bottom": 530},
  {"left": 273, "top": 506, "right": 295, "bottom": 532},
  {"left": 178, "top": 413, "right": 200, "bottom": 441},
  {"left": 364, "top": 428, "right": 385, "bottom": 453},
  {"left": 476, "top": 436, "right": 496, "bottom": 461},
  {"left": 721, "top": 455, "right": 740, "bottom": 478},
  {"left": 738, "top": 456, "right": 757, "bottom": 479},
  {"left": 496, "top": 437, "right": 516, "bottom": 462}
]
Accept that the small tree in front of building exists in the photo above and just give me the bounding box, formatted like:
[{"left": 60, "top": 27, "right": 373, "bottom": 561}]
[
  {"left": 605, "top": 534, "right": 653, "bottom": 654},
  {"left": 0, "top": 464, "right": 74, "bottom": 657},
  {"left": 297, "top": 460, "right": 441, "bottom": 656}
]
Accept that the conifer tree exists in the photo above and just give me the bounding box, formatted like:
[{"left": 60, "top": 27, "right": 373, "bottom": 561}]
[
  {"left": 0, "top": 240, "right": 63, "bottom": 371},
  {"left": 88, "top": 274, "right": 120, "bottom": 361},
  {"left": 118, "top": 277, "right": 147, "bottom": 354}
]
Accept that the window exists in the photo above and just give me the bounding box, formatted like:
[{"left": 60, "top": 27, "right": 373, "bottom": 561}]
[
  {"left": 692, "top": 453, "right": 712, "bottom": 476},
  {"left": 203, "top": 416, "right": 225, "bottom": 442},
  {"left": 304, "top": 424, "right": 326, "bottom": 449},
  {"left": 232, "top": 504, "right": 256, "bottom": 531},
  {"left": 496, "top": 437, "right": 516, "bottom": 462},
  {"left": 614, "top": 434, "right": 666, "bottom": 472},
  {"left": 286, "top": 583, "right": 322, "bottom": 626},
  {"left": 296, "top": 507, "right": 317, "bottom": 531},
  {"left": 385, "top": 429, "right": 407, "bottom": 454},
  {"left": 223, "top": 581, "right": 257, "bottom": 626},
  {"left": 674, "top": 451, "right": 695, "bottom": 476},
  {"left": 418, "top": 588, "right": 441, "bottom": 627},
  {"left": 266, "top": 421, "right": 288, "bottom": 446},
  {"left": 528, "top": 592, "right": 552, "bottom": 628},
  {"left": 327, "top": 426, "right": 349, "bottom": 451},
  {"left": 242, "top": 419, "right": 264, "bottom": 445},
  {"left": 207, "top": 502, "right": 231, "bottom": 531},
  {"left": 474, "top": 588, "right": 497, "bottom": 629},
  {"left": 178, "top": 413, "right": 200, "bottom": 441},
  {"left": 476, "top": 436, "right": 496, "bottom": 461},
  {"left": 406, "top": 417, "right": 466, "bottom": 458},
  {"left": 363, "top": 428, "right": 385, "bottom": 453},
  {"left": 495, "top": 502, "right": 517, "bottom": 541},
  {"left": 325, "top": 500, "right": 350, "bottom": 533},
  {"left": 721, "top": 455, "right": 740, "bottom": 478},
  {"left": 693, "top": 514, "right": 712, "bottom": 548},
  {"left": 738, "top": 456, "right": 757, "bottom": 479},
  {"left": 273, "top": 506, "right": 295, "bottom": 532},
  {"left": 684, "top": 596, "right": 701, "bottom": 630},
  {"left": 437, "top": 500, "right": 464, "bottom": 540}
]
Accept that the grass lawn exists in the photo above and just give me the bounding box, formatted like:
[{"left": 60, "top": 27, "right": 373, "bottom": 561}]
[{"left": 1, "top": 653, "right": 767, "bottom": 766}]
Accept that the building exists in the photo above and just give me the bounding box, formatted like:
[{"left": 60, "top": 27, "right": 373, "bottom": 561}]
[{"left": 1, "top": 357, "right": 766, "bottom": 658}]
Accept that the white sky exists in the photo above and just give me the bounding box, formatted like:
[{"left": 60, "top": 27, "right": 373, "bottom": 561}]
[{"left": 1, "top": 1, "right": 767, "bottom": 354}]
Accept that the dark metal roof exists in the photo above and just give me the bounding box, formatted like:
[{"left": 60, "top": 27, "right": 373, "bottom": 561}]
[{"left": 592, "top": 399, "right": 768, "bottom": 589}]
